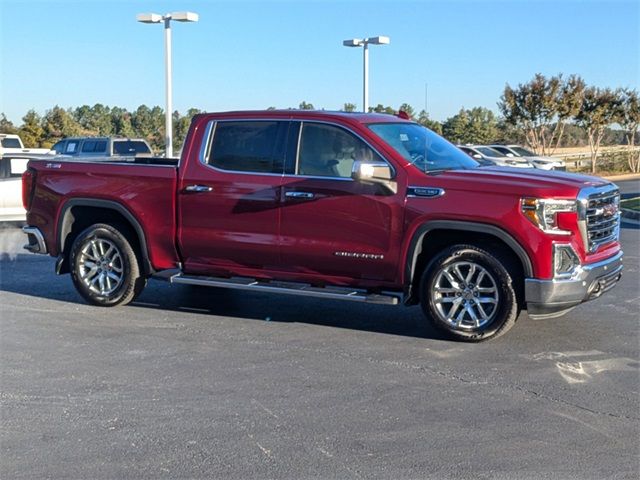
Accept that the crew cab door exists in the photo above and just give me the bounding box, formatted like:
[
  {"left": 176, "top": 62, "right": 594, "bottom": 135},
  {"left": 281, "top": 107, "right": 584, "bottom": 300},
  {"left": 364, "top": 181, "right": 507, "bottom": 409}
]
[
  {"left": 178, "top": 120, "right": 289, "bottom": 276},
  {"left": 278, "top": 121, "right": 404, "bottom": 284}
]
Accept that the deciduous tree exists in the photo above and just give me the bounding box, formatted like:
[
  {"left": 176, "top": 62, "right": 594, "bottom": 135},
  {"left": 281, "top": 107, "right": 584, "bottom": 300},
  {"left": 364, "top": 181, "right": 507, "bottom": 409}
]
[
  {"left": 499, "top": 73, "right": 585, "bottom": 155},
  {"left": 132, "top": 105, "right": 164, "bottom": 152},
  {"left": 0, "top": 113, "right": 18, "bottom": 134},
  {"left": 369, "top": 104, "right": 395, "bottom": 114},
  {"left": 417, "top": 110, "right": 442, "bottom": 135},
  {"left": 74, "top": 103, "right": 113, "bottom": 135},
  {"left": 18, "top": 110, "right": 45, "bottom": 147},
  {"left": 174, "top": 108, "right": 202, "bottom": 154},
  {"left": 442, "top": 107, "right": 498, "bottom": 144},
  {"left": 619, "top": 89, "right": 640, "bottom": 172},
  {"left": 110, "top": 107, "right": 135, "bottom": 138},
  {"left": 575, "top": 87, "right": 624, "bottom": 173},
  {"left": 42, "top": 106, "right": 82, "bottom": 146}
]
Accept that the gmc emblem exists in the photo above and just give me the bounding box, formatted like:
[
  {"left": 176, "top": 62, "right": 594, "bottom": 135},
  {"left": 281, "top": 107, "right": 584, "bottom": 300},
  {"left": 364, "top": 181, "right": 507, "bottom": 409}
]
[{"left": 602, "top": 203, "right": 618, "bottom": 218}]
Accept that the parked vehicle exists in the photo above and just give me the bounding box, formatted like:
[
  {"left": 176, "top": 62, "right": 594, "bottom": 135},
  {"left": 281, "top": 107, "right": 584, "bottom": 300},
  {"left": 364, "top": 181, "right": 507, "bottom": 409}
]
[
  {"left": 0, "top": 134, "right": 51, "bottom": 159},
  {"left": 458, "top": 145, "right": 532, "bottom": 168},
  {"left": 488, "top": 145, "right": 566, "bottom": 171},
  {"left": 22, "top": 111, "right": 623, "bottom": 341},
  {"left": 0, "top": 134, "right": 54, "bottom": 221},
  {"left": 0, "top": 155, "right": 29, "bottom": 221},
  {"left": 51, "top": 137, "right": 153, "bottom": 159}
]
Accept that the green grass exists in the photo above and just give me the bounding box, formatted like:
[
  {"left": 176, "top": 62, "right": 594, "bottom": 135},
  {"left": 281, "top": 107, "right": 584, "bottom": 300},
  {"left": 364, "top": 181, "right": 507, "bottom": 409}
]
[{"left": 620, "top": 197, "right": 640, "bottom": 211}]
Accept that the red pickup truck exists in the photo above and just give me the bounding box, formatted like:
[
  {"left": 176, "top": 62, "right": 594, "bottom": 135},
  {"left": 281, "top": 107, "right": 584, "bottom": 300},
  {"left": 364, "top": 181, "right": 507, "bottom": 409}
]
[{"left": 21, "top": 110, "right": 623, "bottom": 341}]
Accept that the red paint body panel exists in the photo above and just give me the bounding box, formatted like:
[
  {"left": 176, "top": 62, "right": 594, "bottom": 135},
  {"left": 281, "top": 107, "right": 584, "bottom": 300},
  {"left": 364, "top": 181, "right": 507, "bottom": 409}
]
[
  {"left": 25, "top": 110, "right": 622, "bottom": 293},
  {"left": 26, "top": 162, "right": 179, "bottom": 270}
]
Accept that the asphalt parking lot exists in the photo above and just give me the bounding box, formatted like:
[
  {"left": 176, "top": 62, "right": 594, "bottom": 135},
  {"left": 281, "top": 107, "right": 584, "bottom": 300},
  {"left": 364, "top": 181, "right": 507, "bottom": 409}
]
[{"left": 1, "top": 210, "right": 639, "bottom": 478}]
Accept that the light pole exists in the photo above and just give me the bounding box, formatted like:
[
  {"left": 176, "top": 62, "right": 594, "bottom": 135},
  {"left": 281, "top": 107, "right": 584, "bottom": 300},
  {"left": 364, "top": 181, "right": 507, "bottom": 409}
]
[
  {"left": 137, "top": 12, "right": 198, "bottom": 157},
  {"left": 343, "top": 36, "right": 390, "bottom": 113}
]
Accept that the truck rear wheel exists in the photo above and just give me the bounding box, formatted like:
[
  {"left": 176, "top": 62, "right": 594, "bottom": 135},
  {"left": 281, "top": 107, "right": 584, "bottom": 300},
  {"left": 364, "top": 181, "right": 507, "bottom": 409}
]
[
  {"left": 419, "top": 244, "right": 519, "bottom": 342},
  {"left": 69, "top": 223, "right": 146, "bottom": 307}
]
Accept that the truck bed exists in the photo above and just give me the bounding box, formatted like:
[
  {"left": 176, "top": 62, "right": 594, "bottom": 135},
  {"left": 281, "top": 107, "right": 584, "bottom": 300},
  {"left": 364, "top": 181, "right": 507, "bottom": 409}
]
[{"left": 27, "top": 158, "right": 180, "bottom": 270}]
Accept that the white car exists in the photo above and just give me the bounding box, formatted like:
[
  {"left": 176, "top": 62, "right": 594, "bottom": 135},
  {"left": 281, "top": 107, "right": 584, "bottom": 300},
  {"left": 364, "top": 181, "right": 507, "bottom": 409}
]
[
  {"left": 457, "top": 145, "right": 533, "bottom": 168},
  {"left": 488, "top": 145, "right": 566, "bottom": 171},
  {"left": 0, "top": 156, "right": 28, "bottom": 222}
]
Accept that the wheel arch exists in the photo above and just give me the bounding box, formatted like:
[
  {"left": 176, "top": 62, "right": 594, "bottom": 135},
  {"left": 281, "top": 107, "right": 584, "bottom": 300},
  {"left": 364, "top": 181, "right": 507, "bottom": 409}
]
[
  {"left": 404, "top": 220, "right": 533, "bottom": 304},
  {"left": 56, "top": 198, "right": 153, "bottom": 275}
]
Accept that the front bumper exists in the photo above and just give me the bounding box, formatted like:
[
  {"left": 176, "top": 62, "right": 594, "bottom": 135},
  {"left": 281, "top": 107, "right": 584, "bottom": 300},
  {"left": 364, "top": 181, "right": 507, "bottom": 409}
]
[
  {"left": 22, "top": 226, "right": 48, "bottom": 255},
  {"left": 525, "top": 251, "right": 623, "bottom": 319}
]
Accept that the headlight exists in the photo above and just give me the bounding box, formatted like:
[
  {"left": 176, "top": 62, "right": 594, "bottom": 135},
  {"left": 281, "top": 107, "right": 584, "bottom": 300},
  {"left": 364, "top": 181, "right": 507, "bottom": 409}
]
[{"left": 521, "top": 198, "right": 576, "bottom": 235}]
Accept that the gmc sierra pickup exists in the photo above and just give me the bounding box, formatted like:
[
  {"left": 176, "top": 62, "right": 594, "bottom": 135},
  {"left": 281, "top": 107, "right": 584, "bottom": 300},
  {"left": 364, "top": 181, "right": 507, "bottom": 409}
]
[{"left": 21, "top": 110, "right": 623, "bottom": 341}]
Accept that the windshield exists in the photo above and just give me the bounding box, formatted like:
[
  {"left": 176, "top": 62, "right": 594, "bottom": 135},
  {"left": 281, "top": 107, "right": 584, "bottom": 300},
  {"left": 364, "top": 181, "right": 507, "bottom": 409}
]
[
  {"left": 368, "top": 123, "right": 479, "bottom": 172},
  {"left": 476, "top": 147, "right": 506, "bottom": 158},
  {"left": 511, "top": 146, "right": 536, "bottom": 157}
]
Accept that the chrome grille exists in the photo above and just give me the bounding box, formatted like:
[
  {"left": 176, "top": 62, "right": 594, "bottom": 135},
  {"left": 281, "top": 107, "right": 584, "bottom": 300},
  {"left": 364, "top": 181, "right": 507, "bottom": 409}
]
[{"left": 581, "top": 187, "right": 620, "bottom": 252}]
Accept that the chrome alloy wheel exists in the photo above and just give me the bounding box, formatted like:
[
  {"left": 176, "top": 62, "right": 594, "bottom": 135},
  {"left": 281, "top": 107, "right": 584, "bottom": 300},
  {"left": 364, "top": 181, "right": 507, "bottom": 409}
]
[
  {"left": 78, "top": 238, "right": 124, "bottom": 296},
  {"left": 431, "top": 261, "right": 499, "bottom": 330}
]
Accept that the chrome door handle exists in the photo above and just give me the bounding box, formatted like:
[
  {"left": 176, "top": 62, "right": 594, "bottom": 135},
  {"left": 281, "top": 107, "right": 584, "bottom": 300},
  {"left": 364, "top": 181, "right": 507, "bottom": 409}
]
[
  {"left": 285, "top": 191, "right": 315, "bottom": 199},
  {"left": 184, "top": 185, "right": 213, "bottom": 193}
]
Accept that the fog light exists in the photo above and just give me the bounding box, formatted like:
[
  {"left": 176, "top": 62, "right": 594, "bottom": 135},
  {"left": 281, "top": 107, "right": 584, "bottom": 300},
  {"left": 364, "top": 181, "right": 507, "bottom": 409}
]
[{"left": 554, "top": 244, "right": 581, "bottom": 279}]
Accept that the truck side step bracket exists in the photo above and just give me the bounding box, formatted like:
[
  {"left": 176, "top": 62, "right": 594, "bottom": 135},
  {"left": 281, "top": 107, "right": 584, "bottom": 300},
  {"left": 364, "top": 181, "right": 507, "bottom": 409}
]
[{"left": 169, "top": 274, "right": 401, "bottom": 305}]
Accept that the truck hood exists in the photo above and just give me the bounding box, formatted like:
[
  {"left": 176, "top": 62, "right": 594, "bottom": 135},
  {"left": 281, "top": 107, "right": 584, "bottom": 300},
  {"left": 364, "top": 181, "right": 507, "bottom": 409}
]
[{"left": 421, "top": 166, "right": 610, "bottom": 198}]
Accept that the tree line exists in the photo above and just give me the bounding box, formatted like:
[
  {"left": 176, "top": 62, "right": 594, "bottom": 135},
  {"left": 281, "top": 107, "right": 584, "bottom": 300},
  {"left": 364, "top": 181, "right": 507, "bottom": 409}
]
[
  {"left": 1, "top": 73, "right": 638, "bottom": 173},
  {"left": 0, "top": 105, "right": 202, "bottom": 155}
]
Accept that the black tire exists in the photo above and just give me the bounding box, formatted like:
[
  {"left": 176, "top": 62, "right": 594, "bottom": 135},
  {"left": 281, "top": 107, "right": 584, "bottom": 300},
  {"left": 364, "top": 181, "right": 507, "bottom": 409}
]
[
  {"left": 419, "top": 244, "right": 519, "bottom": 342},
  {"left": 69, "top": 223, "right": 146, "bottom": 307}
]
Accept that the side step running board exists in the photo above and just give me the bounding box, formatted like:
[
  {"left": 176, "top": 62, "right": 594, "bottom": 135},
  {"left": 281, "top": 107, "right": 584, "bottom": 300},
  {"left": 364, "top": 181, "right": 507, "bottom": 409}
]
[{"left": 168, "top": 273, "right": 401, "bottom": 305}]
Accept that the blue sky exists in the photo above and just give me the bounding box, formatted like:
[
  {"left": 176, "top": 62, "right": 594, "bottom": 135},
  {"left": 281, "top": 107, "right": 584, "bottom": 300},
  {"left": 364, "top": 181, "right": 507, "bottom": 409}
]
[{"left": 1, "top": 0, "right": 638, "bottom": 124}]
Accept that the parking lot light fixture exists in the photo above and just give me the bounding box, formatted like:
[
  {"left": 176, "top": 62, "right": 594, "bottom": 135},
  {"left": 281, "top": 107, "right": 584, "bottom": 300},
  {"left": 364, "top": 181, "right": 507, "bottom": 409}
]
[
  {"left": 343, "top": 36, "right": 390, "bottom": 113},
  {"left": 137, "top": 12, "right": 199, "bottom": 158}
]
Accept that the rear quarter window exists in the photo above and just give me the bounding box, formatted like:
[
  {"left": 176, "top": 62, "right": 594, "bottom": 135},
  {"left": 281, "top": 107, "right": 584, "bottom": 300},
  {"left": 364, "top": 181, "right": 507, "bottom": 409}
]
[{"left": 1, "top": 138, "right": 22, "bottom": 148}]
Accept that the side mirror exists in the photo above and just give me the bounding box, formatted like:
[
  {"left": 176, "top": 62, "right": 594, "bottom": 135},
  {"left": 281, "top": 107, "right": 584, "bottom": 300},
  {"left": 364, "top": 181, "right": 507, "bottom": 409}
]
[
  {"left": 351, "top": 161, "right": 396, "bottom": 194},
  {"left": 472, "top": 154, "right": 482, "bottom": 159},
  {"left": 505, "top": 153, "right": 515, "bottom": 157}
]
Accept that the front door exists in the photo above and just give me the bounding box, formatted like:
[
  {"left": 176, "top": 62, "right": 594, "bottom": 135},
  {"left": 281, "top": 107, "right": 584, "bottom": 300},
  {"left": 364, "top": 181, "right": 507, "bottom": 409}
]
[
  {"left": 178, "top": 120, "right": 289, "bottom": 277},
  {"left": 278, "top": 121, "right": 405, "bottom": 285}
]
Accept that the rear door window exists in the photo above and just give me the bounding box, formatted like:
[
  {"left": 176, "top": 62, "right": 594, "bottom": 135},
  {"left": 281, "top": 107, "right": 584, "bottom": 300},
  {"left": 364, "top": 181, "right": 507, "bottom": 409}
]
[
  {"left": 81, "top": 140, "right": 108, "bottom": 153},
  {"left": 206, "top": 121, "right": 287, "bottom": 174},
  {"left": 81, "top": 140, "right": 96, "bottom": 152}
]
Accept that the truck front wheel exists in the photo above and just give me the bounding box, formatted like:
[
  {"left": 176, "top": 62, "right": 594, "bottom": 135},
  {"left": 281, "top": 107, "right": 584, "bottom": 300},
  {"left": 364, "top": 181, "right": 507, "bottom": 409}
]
[
  {"left": 69, "top": 223, "right": 146, "bottom": 307},
  {"left": 420, "top": 244, "right": 519, "bottom": 342}
]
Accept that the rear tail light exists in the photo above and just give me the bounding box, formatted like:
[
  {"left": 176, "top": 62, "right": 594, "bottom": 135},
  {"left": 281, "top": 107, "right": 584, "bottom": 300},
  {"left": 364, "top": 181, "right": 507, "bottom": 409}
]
[{"left": 22, "top": 169, "right": 36, "bottom": 210}]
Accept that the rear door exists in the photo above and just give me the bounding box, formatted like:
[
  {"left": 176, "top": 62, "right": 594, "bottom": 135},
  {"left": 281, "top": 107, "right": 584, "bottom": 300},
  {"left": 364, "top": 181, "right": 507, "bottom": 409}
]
[
  {"left": 178, "top": 119, "right": 290, "bottom": 276},
  {"left": 278, "top": 121, "right": 405, "bottom": 284}
]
